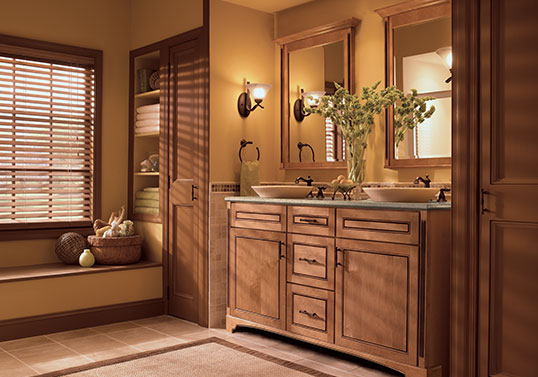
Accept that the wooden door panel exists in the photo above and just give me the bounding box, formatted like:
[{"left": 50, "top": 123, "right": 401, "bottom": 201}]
[
  {"left": 167, "top": 34, "right": 205, "bottom": 323},
  {"left": 479, "top": 1, "right": 538, "bottom": 376},
  {"left": 335, "top": 238, "right": 418, "bottom": 365},
  {"left": 229, "top": 228, "right": 286, "bottom": 329},
  {"left": 488, "top": 222, "right": 538, "bottom": 377}
]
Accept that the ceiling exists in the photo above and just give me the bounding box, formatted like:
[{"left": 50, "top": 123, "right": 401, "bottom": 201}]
[{"left": 221, "top": 0, "right": 315, "bottom": 14}]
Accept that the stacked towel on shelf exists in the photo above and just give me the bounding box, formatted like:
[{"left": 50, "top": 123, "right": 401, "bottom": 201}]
[
  {"left": 136, "top": 103, "right": 160, "bottom": 134},
  {"left": 134, "top": 187, "right": 159, "bottom": 216}
]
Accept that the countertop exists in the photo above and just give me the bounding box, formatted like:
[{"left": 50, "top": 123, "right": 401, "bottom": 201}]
[{"left": 225, "top": 196, "right": 451, "bottom": 211}]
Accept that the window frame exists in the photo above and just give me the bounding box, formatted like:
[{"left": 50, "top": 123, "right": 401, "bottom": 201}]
[{"left": 0, "top": 34, "right": 102, "bottom": 241}]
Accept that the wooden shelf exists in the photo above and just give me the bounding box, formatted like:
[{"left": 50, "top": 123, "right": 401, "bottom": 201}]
[
  {"left": 0, "top": 260, "right": 162, "bottom": 284},
  {"left": 134, "top": 172, "right": 159, "bottom": 176},
  {"left": 135, "top": 89, "right": 160, "bottom": 99},
  {"left": 135, "top": 131, "right": 159, "bottom": 138}
]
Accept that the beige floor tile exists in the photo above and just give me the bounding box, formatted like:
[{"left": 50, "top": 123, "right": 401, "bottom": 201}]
[
  {"left": 271, "top": 340, "right": 321, "bottom": 359},
  {"left": 175, "top": 329, "right": 219, "bottom": 342},
  {"left": 296, "top": 358, "right": 360, "bottom": 377},
  {"left": 131, "top": 315, "right": 180, "bottom": 326},
  {"left": 58, "top": 334, "right": 139, "bottom": 361},
  {"left": 351, "top": 366, "right": 400, "bottom": 377},
  {"left": 7, "top": 342, "right": 91, "bottom": 374},
  {"left": 91, "top": 321, "right": 141, "bottom": 334},
  {"left": 232, "top": 330, "right": 284, "bottom": 347},
  {"left": 105, "top": 326, "right": 184, "bottom": 351},
  {"left": 304, "top": 351, "right": 363, "bottom": 372},
  {"left": 252, "top": 345, "right": 306, "bottom": 362},
  {"left": 0, "top": 350, "right": 36, "bottom": 377},
  {"left": 0, "top": 336, "right": 54, "bottom": 352},
  {"left": 47, "top": 328, "right": 100, "bottom": 342},
  {"left": 136, "top": 317, "right": 203, "bottom": 337}
]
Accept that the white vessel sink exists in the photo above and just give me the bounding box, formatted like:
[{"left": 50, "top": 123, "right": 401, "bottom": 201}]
[
  {"left": 252, "top": 185, "right": 313, "bottom": 198},
  {"left": 363, "top": 187, "right": 439, "bottom": 203}
]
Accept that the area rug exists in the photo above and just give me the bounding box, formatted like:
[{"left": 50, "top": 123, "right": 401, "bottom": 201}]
[{"left": 38, "top": 337, "right": 335, "bottom": 377}]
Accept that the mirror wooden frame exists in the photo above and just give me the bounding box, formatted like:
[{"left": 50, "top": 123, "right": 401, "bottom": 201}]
[
  {"left": 376, "top": 0, "right": 452, "bottom": 168},
  {"left": 275, "top": 18, "right": 359, "bottom": 170}
]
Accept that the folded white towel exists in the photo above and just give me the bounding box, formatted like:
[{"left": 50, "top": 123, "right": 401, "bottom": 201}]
[
  {"left": 135, "top": 125, "right": 159, "bottom": 134},
  {"left": 137, "top": 112, "right": 159, "bottom": 121},
  {"left": 136, "top": 119, "right": 159, "bottom": 128},
  {"left": 137, "top": 103, "right": 160, "bottom": 114}
]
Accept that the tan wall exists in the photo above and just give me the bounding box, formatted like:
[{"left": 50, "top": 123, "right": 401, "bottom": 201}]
[
  {"left": 209, "top": 0, "right": 277, "bottom": 182},
  {"left": 130, "top": 0, "right": 203, "bottom": 49},
  {"left": 0, "top": 268, "right": 162, "bottom": 321}
]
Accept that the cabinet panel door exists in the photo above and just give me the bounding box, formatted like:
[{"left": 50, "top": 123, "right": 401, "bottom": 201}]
[
  {"left": 229, "top": 228, "right": 286, "bottom": 329},
  {"left": 335, "top": 238, "right": 418, "bottom": 365}
]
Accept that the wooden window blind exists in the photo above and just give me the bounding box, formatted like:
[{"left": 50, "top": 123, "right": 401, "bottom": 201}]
[{"left": 0, "top": 35, "right": 101, "bottom": 233}]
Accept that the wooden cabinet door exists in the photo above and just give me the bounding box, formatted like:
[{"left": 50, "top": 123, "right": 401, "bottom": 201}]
[
  {"left": 478, "top": 1, "right": 538, "bottom": 376},
  {"left": 229, "top": 228, "right": 286, "bottom": 329},
  {"left": 335, "top": 238, "right": 418, "bottom": 365}
]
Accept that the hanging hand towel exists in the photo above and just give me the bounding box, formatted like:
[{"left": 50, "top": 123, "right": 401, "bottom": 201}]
[{"left": 240, "top": 160, "right": 260, "bottom": 196}]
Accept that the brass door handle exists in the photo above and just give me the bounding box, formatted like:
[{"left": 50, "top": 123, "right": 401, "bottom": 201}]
[
  {"left": 335, "top": 247, "right": 345, "bottom": 268},
  {"left": 279, "top": 241, "right": 286, "bottom": 259},
  {"left": 192, "top": 185, "right": 198, "bottom": 201}
]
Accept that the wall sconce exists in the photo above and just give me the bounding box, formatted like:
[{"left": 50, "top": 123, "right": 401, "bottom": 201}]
[
  {"left": 436, "top": 47, "right": 452, "bottom": 83},
  {"left": 237, "top": 81, "right": 272, "bottom": 117},
  {"left": 293, "top": 89, "right": 325, "bottom": 122}
]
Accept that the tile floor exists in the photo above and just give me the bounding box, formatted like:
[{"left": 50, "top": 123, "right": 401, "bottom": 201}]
[{"left": 0, "top": 315, "right": 401, "bottom": 377}]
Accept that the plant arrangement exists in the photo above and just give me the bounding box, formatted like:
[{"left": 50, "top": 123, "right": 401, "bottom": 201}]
[{"left": 306, "top": 82, "right": 435, "bottom": 184}]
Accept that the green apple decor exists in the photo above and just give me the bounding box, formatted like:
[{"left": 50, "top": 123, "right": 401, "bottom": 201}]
[
  {"left": 306, "top": 82, "right": 435, "bottom": 184},
  {"left": 79, "top": 249, "right": 95, "bottom": 268}
]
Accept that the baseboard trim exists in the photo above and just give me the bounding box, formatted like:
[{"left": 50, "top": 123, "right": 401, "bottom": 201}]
[{"left": 0, "top": 298, "right": 166, "bottom": 342}]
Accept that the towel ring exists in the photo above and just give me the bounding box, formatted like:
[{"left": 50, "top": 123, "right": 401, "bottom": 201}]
[{"left": 239, "top": 139, "right": 260, "bottom": 162}]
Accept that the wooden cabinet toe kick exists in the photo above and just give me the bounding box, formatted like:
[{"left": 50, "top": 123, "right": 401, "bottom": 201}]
[{"left": 226, "top": 315, "right": 443, "bottom": 377}]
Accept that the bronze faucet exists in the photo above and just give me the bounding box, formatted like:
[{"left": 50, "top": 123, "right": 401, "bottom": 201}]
[
  {"left": 295, "top": 176, "right": 314, "bottom": 186},
  {"left": 414, "top": 174, "right": 431, "bottom": 188}
]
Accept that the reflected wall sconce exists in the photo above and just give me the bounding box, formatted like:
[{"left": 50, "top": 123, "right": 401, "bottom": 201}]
[
  {"left": 436, "top": 47, "right": 452, "bottom": 83},
  {"left": 237, "top": 81, "right": 272, "bottom": 117},
  {"left": 293, "top": 89, "right": 325, "bottom": 122}
]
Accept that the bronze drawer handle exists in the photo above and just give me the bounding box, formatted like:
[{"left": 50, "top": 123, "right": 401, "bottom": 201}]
[
  {"left": 298, "top": 257, "right": 318, "bottom": 264},
  {"left": 298, "top": 218, "right": 320, "bottom": 224},
  {"left": 299, "top": 310, "right": 320, "bottom": 319}
]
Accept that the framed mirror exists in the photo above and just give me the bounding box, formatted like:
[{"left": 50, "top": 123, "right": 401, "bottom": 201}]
[
  {"left": 377, "top": 0, "right": 452, "bottom": 168},
  {"left": 276, "top": 18, "right": 359, "bottom": 169}
]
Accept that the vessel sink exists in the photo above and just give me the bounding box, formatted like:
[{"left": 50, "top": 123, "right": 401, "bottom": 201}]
[
  {"left": 363, "top": 187, "right": 439, "bottom": 203},
  {"left": 252, "top": 185, "right": 313, "bottom": 198}
]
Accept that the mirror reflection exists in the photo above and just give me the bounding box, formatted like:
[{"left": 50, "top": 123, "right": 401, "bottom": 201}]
[
  {"left": 392, "top": 16, "right": 451, "bottom": 160},
  {"left": 289, "top": 41, "right": 346, "bottom": 163}
]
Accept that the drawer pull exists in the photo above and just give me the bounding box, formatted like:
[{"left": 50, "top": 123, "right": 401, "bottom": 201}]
[
  {"left": 298, "top": 257, "right": 318, "bottom": 264},
  {"left": 335, "top": 248, "right": 345, "bottom": 268},
  {"left": 279, "top": 241, "right": 286, "bottom": 260},
  {"left": 298, "top": 218, "right": 320, "bottom": 224},
  {"left": 299, "top": 310, "right": 320, "bottom": 319}
]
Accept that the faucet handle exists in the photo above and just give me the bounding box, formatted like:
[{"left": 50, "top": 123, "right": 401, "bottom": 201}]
[{"left": 437, "top": 188, "right": 451, "bottom": 203}]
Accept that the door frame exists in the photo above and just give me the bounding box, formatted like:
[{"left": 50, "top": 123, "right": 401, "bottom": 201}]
[{"left": 450, "top": 0, "right": 480, "bottom": 376}]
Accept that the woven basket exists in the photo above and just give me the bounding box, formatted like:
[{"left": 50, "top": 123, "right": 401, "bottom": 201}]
[
  {"left": 87, "top": 235, "right": 143, "bottom": 265},
  {"left": 55, "top": 232, "right": 87, "bottom": 265}
]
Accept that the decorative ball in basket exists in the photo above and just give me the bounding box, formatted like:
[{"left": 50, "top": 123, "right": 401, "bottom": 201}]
[
  {"left": 88, "top": 206, "right": 143, "bottom": 265},
  {"left": 55, "top": 232, "right": 87, "bottom": 265}
]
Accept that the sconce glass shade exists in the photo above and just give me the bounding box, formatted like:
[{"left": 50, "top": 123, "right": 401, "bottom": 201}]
[
  {"left": 246, "top": 83, "right": 272, "bottom": 101},
  {"left": 302, "top": 91, "right": 325, "bottom": 107},
  {"left": 436, "top": 47, "right": 452, "bottom": 69}
]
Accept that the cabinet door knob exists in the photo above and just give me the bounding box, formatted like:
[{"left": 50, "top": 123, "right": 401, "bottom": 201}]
[
  {"left": 192, "top": 185, "right": 198, "bottom": 201},
  {"left": 279, "top": 241, "right": 286, "bottom": 259}
]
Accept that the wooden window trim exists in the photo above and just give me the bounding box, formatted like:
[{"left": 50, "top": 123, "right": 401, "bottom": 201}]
[{"left": 0, "top": 34, "right": 102, "bottom": 240}]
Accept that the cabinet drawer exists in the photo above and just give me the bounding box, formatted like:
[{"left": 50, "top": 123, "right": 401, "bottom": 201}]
[
  {"left": 287, "top": 284, "right": 334, "bottom": 343},
  {"left": 336, "top": 208, "right": 419, "bottom": 245},
  {"left": 287, "top": 234, "right": 334, "bottom": 290},
  {"left": 231, "top": 203, "right": 286, "bottom": 232},
  {"left": 288, "top": 206, "right": 335, "bottom": 236}
]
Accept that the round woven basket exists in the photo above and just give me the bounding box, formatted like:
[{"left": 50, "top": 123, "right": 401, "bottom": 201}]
[
  {"left": 87, "top": 235, "right": 143, "bottom": 265},
  {"left": 55, "top": 233, "right": 87, "bottom": 265}
]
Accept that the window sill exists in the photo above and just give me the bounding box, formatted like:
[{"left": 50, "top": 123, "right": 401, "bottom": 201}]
[
  {"left": 0, "top": 225, "right": 94, "bottom": 241},
  {"left": 0, "top": 260, "right": 162, "bottom": 284}
]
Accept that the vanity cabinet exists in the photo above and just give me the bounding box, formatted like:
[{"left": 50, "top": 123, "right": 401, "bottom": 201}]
[{"left": 226, "top": 200, "right": 450, "bottom": 377}]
